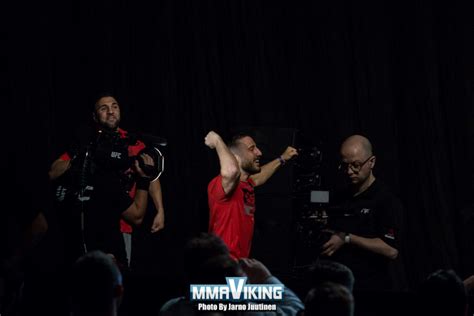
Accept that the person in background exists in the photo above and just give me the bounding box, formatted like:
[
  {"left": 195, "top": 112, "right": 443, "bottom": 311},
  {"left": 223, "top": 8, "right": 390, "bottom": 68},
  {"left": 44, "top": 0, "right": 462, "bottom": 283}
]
[
  {"left": 321, "top": 135, "right": 402, "bottom": 291},
  {"left": 70, "top": 250, "right": 124, "bottom": 316},
  {"left": 48, "top": 92, "right": 158, "bottom": 269}
]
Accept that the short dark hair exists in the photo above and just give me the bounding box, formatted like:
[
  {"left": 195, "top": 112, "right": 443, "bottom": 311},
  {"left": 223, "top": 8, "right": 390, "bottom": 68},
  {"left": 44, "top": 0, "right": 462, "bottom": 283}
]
[
  {"left": 184, "top": 233, "right": 229, "bottom": 262},
  {"left": 304, "top": 282, "right": 354, "bottom": 316},
  {"left": 309, "top": 260, "right": 355, "bottom": 292},
  {"left": 184, "top": 233, "right": 231, "bottom": 282},
  {"left": 70, "top": 251, "right": 122, "bottom": 314},
  {"left": 194, "top": 254, "right": 244, "bottom": 285},
  {"left": 91, "top": 91, "right": 117, "bottom": 111},
  {"left": 228, "top": 132, "right": 253, "bottom": 151}
]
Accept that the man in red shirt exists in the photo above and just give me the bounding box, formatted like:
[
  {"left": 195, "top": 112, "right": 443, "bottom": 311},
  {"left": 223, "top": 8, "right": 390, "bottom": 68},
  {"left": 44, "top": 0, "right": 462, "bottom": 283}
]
[
  {"left": 205, "top": 130, "right": 298, "bottom": 259},
  {"left": 49, "top": 93, "right": 164, "bottom": 267}
]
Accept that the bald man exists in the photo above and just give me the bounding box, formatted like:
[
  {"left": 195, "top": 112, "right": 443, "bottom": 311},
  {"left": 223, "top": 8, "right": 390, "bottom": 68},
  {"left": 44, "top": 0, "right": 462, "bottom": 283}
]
[{"left": 320, "top": 135, "right": 403, "bottom": 291}]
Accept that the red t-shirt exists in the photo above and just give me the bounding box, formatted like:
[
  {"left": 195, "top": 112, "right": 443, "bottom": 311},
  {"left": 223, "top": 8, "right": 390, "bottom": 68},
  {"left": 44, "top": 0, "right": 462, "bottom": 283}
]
[
  {"left": 207, "top": 175, "right": 255, "bottom": 259},
  {"left": 59, "top": 128, "right": 145, "bottom": 233}
]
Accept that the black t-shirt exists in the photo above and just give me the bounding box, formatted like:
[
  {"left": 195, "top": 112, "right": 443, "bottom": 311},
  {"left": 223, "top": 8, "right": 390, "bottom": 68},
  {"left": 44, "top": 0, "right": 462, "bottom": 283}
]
[{"left": 327, "top": 179, "right": 402, "bottom": 291}]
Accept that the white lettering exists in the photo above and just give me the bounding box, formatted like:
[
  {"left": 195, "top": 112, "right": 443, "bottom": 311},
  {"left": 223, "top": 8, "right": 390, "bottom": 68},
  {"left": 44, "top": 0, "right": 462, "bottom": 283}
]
[
  {"left": 261, "top": 286, "right": 272, "bottom": 299},
  {"left": 273, "top": 286, "right": 283, "bottom": 300},
  {"left": 190, "top": 278, "right": 284, "bottom": 301},
  {"left": 218, "top": 303, "right": 227, "bottom": 311},
  {"left": 111, "top": 152, "right": 122, "bottom": 159},
  {"left": 206, "top": 287, "right": 219, "bottom": 300},
  {"left": 228, "top": 277, "right": 245, "bottom": 300},
  {"left": 197, "top": 303, "right": 217, "bottom": 311},
  {"left": 245, "top": 286, "right": 257, "bottom": 300},
  {"left": 228, "top": 303, "right": 247, "bottom": 310},
  {"left": 191, "top": 286, "right": 206, "bottom": 300}
]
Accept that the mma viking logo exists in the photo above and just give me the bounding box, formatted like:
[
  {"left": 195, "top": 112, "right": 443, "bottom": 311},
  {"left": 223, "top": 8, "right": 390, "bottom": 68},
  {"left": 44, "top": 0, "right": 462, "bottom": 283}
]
[
  {"left": 190, "top": 277, "right": 283, "bottom": 301},
  {"left": 190, "top": 277, "right": 282, "bottom": 312}
]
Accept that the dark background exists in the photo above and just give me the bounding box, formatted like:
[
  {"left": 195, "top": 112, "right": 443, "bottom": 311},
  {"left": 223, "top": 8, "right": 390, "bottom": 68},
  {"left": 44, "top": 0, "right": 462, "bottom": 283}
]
[{"left": 3, "top": 0, "right": 474, "bottom": 314}]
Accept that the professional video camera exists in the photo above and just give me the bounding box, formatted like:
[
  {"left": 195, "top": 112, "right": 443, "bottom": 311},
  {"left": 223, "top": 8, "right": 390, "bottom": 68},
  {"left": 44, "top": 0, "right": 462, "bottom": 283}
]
[
  {"left": 62, "top": 126, "right": 165, "bottom": 194},
  {"left": 295, "top": 189, "right": 356, "bottom": 254}
]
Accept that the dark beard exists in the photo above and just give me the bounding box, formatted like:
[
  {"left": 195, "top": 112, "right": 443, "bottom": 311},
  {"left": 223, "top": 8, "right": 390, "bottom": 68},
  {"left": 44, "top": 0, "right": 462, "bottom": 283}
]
[
  {"left": 99, "top": 118, "right": 120, "bottom": 131},
  {"left": 241, "top": 161, "right": 261, "bottom": 175}
]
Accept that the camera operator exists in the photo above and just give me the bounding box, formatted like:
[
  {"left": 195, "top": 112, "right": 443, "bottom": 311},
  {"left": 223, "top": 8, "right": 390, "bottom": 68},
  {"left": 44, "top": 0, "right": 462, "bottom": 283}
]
[
  {"left": 48, "top": 93, "right": 164, "bottom": 269},
  {"left": 320, "top": 135, "right": 403, "bottom": 291}
]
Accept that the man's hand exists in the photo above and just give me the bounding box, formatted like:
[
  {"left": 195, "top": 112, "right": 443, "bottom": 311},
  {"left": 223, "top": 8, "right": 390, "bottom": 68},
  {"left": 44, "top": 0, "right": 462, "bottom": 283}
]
[
  {"left": 134, "top": 153, "right": 154, "bottom": 178},
  {"left": 280, "top": 146, "right": 298, "bottom": 162},
  {"left": 239, "top": 258, "right": 272, "bottom": 283},
  {"left": 321, "top": 232, "right": 345, "bottom": 257},
  {"left": 151, "top": 210, "right": 165, "bottom": 233},
  {"left": 204, "top": 131, "right": 223, "bottom": 149}
]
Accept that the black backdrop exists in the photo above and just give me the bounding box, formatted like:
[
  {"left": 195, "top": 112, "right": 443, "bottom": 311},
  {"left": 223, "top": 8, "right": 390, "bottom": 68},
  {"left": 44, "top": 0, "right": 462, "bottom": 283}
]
[{"left": 3, "top": 0, "right": 474, "bottom": 308}]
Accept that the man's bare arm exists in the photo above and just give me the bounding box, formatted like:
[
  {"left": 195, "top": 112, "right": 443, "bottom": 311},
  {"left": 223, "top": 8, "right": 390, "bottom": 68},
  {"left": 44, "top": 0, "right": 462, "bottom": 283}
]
[
  {"left": 205, "top": 131, "right": 240, "bottom": 195},
  {"left": 48, "top": 158, "right": 71, "bottom": 180},
  {"left": 122, "top": 154, "right": 154, "bottom": 226},
  {"left": 150, "top": 179, "right": 165, "bottom": 233},
  {"left": 321, "top": 232, "right": 398, "bottom": 259},
  {"left": 251, "top": 146, "right": 298, "bottom": 186}
]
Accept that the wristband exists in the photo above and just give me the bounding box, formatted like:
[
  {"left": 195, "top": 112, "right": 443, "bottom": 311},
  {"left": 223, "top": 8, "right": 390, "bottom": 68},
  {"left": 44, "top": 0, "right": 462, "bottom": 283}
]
[
  {"left": 278, "top": 156, "right": 286, "bottom": 166},
  {"left": 344, "top": 233, "right": 351, "bottom": 244},
  {"left": 136, "top": 177, "right": 150, "bottom": 191}
]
